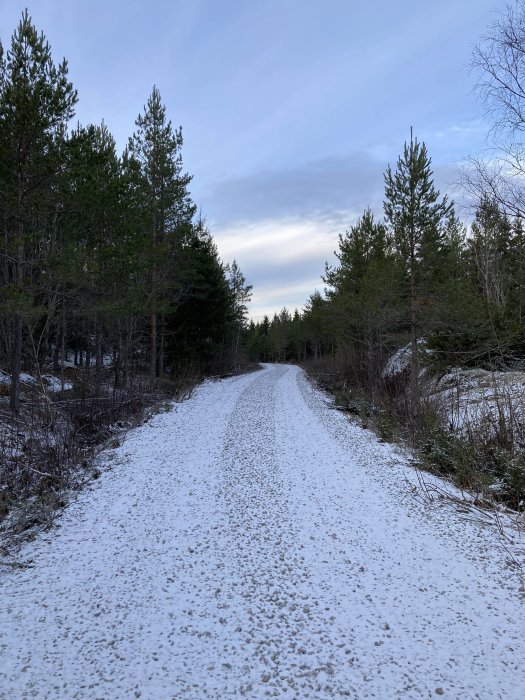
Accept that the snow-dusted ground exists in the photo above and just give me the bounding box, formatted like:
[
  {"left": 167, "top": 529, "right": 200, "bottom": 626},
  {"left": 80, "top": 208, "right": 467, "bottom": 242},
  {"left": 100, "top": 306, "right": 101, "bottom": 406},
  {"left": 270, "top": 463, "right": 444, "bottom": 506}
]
[
  {"left": 432, "top": 366, "right": 525, "bottom": 432},
  {"left": 1, "top": 364, "right": 524, "bottom": 699},
  {"left": 0, "top": 369, "right": 73, "bottom": 392}
]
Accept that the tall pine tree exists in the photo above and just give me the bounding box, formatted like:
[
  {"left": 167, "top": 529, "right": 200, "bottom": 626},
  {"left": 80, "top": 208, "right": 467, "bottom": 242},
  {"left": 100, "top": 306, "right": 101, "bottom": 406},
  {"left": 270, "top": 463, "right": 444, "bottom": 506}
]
[
  {"left": 126, "top": 86, "right": 194, "bottom": 382},
  {"left": 0, "top": 11, "right": 77, "bottom": 412},
  {"left": 384, "top": 130, "right": 452, "bottom": 407}
]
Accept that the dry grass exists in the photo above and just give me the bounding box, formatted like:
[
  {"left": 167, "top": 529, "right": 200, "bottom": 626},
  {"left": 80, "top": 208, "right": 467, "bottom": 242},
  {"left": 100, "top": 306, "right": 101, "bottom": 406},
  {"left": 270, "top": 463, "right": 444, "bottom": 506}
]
[
  {"left": 304, "top": 353, "right": 525, "bottom": 511},
  {"left": 0, "top": 364, "right": 203, "bottom": 547}
]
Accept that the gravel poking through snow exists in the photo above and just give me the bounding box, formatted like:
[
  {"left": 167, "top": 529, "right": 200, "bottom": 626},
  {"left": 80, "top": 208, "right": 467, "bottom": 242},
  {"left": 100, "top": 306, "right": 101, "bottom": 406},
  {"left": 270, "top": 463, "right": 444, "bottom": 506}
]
[{"left": 1, "top": 364, "right": 524, "bottom": 699}]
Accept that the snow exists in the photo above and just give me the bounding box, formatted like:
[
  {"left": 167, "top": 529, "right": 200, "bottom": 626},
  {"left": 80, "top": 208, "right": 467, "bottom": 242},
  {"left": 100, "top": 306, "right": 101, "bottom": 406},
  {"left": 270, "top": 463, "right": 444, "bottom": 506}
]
[
  {"left": 1, "top": 364, "right": 524, "bottom": 698},
  {"left": 383, "top": 347, "right": 525, "bottom": 438},
  {"left": 0, "top": 371, "right": 72, "bottom": 392},
  {"left": 0, "top": 370, "right": 36, "bottom": 385},
  {"left": 383, "top": 340, "right": 428, "bottom": 378},
  {"left": 433, "top": 367, "right": 525, "bottom": 431},
  {"left": 41, "top": 374, "right": 73, "bottom": 392}
]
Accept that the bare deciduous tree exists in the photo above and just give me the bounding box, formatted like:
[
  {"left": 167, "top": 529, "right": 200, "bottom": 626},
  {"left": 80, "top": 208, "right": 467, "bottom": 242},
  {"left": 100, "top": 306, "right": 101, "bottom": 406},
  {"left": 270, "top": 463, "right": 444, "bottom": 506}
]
[{"left": 466, "top": 2, "right": 525, "bottom": 215}]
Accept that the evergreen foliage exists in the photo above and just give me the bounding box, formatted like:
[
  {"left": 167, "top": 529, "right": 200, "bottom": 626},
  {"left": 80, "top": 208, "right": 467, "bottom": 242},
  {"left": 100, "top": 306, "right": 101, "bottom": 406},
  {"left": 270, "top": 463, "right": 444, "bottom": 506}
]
[
  {"left": 384, "top": 129, "right": 453, "bottom": 406},
  {"left": 0, "top": 11, "right": 77, "bottom": 411},
  {"left": 0, "top": 13, "right": 251, "bottom": 411},
  {"left": 247, "top": 136, "right": 525, "bottom": 380}
]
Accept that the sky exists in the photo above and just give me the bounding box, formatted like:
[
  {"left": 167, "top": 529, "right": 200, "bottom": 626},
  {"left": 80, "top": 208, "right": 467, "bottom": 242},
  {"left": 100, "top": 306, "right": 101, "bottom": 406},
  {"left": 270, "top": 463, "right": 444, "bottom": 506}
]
[{"left": 0, "top": 0, "right": 509, "bottom": 319}]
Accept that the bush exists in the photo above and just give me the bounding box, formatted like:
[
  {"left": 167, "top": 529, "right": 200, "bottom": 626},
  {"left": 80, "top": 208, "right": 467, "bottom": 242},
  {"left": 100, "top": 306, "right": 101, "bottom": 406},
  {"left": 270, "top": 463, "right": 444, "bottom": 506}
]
[
  {"left": 0, "top": 366, "right": 203, "bottom": 539},
  {"left": 304, "top": 352, "right": 525, "bottom": 510}
]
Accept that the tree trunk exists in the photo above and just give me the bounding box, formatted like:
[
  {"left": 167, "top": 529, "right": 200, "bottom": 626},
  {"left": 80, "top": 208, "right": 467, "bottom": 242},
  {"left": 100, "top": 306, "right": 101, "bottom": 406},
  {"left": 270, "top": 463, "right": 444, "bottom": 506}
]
[
  {"left": 10, "top": 314, "right": 22, "bottom": 414},
  {"left": 409, "top": 246, "right": 420, "bottom": 415},
  {"left": 60, "top": 298, "right": 66, "bottom": 391},
  {"left": 149, "top": 206, "right": 157, "bottom": 383},
  {"left": 95, "top": 313, "right": 103, "bottom": 390},
  {"left": 10, "top": 214, "right": 24, "bottom": 414},
  {"left": 53, "top": 332, "right": 60, "bottom": 372},
  {"left": 159, "top": 315, "right": 165, "bottom": 378},
  {"left": 150, "top": 312, "right": 157, "bottom": 382},
  {"left": 124, "top": 318, "right": 132, "bottom": 387}
]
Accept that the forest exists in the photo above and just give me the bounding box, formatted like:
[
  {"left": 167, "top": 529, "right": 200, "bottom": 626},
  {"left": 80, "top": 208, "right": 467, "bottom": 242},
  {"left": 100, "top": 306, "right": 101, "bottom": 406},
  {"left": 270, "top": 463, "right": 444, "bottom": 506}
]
[
  {"left": 0, "top": 11, "right": 252, "bottom": 414},
  {"left": 2, "top": 6, "right": 524, "bottom": 696},
  {"left": 2, "top": 5, "right": 525, "bottom": 518},
  {"left": 0, "top": 12, "right": 252, "bottom": 521},
  {"left": 247, "top": 161, "right": 525, "bottom": 378},
  {"left": 246, "top": 5, "right": 525, "bottom": 507}
]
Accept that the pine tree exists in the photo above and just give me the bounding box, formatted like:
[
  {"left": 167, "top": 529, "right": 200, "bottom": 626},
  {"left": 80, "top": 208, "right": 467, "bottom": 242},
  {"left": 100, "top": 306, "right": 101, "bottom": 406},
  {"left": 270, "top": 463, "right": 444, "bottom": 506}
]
[
  {"left": 384, "top": 130, "right": 452, "bottom": 408},
  {"left": 462, "top": 197, "right": 520, "bottom": 362},
  {"left": 225, "top": 259, "right": 253, "bottom": 360},
  {"left": 59, "top": 122, "right": 121, "bottom": 387},
  {"left": 0, "top": 11, "right": 77, "bottom": 412},
  {"left": 323, "top": 208, "right": 402, "bottom": 381},
  {"left": 126, "top": 86, "right": 194, "bottom": 382},
  {"left": 303, "top": 293, "right": 330, "bottom": 360}
]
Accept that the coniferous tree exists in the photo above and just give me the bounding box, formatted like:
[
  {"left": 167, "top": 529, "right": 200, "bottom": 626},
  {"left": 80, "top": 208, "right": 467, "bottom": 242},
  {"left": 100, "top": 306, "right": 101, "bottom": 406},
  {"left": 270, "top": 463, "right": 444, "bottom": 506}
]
[
  {"left": 0, "top": 10, "right": 250, "bottom": 421},
  {"left": 384, "top": 130, "right": 452, "bottom": 406},
  {"left": 302, "top": 292, "right": 330, "bottom": 361},
  {"left": 225, "top": 259, "right": 253, "bottom": 359},
  {"left": 0, "top": 11, "right": 77, "bottom": 412},
  {"left": 59, "top": 122, "right": 121, "bottom": 386},
  {"left": 250, "top": 315, "right": 270, "bottom": 362},
  {"left": 126, "top": 86, "right": 195, "bottom": 382},
  {"left": 168, "top": 224, "right": 232, "bottom": 370},
  {"left": 323, "top": 209, "right": 403, "bottom": 383},
  {"left": 469, "top": 198, "right": 512, "bottom": 313}
]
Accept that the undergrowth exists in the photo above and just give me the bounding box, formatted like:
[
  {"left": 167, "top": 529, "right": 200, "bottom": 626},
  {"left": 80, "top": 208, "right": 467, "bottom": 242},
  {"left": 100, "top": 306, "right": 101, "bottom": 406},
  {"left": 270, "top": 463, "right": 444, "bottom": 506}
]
[
  {"left": 304, "top": 353, "right": 525, "bottom": 511},
  {"left": 0, "top": 362, "right": 203, "bottom": 542}
]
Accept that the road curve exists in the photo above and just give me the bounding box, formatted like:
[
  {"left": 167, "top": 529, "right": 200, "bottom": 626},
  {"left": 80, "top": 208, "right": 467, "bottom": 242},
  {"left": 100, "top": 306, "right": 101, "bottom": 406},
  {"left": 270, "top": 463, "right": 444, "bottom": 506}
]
[{"left": 1, "top": 364, "right": 524, "bottom": 699}]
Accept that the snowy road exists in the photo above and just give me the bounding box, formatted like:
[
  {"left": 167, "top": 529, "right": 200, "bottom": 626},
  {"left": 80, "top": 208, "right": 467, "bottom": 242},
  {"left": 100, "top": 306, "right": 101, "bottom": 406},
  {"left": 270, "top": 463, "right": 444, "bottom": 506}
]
[{"left": 1, "top": 364, "right": 524, "bottom": 699}]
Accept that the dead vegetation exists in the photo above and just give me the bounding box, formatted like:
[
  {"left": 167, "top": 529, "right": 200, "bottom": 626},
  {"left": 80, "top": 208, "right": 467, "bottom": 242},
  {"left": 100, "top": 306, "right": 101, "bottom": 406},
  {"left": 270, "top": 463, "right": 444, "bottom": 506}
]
[
  {"left": 304, "top": 351, "right": 525, "bottom": 512},
  {"left": 0, "top": 362, "right": 202, "bottom": 547}
]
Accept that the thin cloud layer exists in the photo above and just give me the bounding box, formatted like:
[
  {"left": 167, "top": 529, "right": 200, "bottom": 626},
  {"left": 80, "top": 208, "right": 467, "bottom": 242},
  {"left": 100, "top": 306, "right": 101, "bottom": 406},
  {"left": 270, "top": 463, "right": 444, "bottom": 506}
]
[
  {"left": 206, "top": 153, "right": 384, "bottom": 320},
  {"left": 0, "top": 0, "right": 502, "bottom": 320},
  {"left": 208, "top": 153, "right": 462, "bottom": 320},
  {"left": 204, "top": 153, "right": 385, "bottom": 229},
  {"left": 215, "top": 217, "right": 339, "bottom": 320}
]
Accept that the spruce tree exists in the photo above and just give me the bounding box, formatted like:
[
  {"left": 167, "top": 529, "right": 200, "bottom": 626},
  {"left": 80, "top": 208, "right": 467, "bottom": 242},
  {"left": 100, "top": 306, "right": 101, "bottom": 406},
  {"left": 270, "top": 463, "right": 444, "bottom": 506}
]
[{"left": 167, "top": 224, "right": 232, "bottom": 370}]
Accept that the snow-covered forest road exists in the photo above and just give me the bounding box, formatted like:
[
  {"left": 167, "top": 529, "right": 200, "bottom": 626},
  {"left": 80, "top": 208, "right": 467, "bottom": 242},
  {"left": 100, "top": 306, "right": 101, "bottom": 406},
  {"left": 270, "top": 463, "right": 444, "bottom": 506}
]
[{"left": 1, "top": 364, "right": 524, "bottom": 699}]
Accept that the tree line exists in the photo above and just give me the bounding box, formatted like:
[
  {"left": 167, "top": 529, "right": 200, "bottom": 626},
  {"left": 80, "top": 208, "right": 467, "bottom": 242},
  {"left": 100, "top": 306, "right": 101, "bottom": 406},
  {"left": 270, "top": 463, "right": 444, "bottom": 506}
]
[
  {"left": 248, "top": 150, "right": 525, "bottom": 380},
  {"left": 0, "top": 12, "right": 252, "bottom": 413},
  {"left": 248, "top": 3, "right": 525, "bottom": 412}
]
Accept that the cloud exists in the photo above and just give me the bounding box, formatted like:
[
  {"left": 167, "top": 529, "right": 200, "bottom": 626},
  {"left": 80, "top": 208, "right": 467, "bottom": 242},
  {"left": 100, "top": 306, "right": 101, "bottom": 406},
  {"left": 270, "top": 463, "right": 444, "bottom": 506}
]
[
  {"left": 201, "top": 144, "right": 464, "bottom": 232},
  {"left": 206, "top": 150, "right": 465, "bottom": 321},
  {"left": 202, "top": 152, "right": 386, "bottom": 230},
  {"left": 214, "top": 217, "right": 336, "bottom": 320},
  {"left": 201, "top": 153, "right": 389, "bottom": 319},
  {"left": 250, "top": 277, "right": 325, "bottom": 321},
  {"left": 217, "top": 219, "right": 336, "bottom": 265}
]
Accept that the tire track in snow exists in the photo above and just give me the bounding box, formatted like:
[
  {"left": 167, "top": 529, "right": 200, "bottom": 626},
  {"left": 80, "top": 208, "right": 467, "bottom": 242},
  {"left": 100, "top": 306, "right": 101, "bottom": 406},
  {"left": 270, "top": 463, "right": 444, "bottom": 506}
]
[
  {"left": 274, "top": 367, "right": 525, "bottom": 698},
  {"left": 218, "top": 366, "right": 354, "bottom": 697},
  {"left": 0, "top": 370, "right": 259, "bottom": 699}
]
